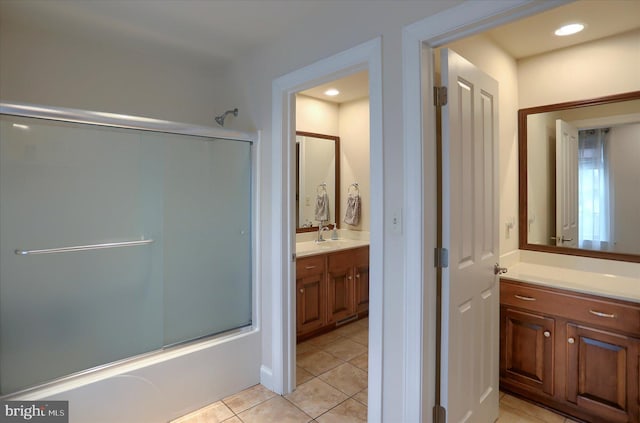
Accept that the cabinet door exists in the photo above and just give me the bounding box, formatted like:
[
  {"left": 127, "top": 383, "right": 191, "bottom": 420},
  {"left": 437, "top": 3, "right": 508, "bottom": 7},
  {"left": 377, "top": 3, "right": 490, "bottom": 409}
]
[
  {"left": 354, "top": 262, "right": 369, "bottom": 314},
  {"left": 566, "top": 323, "right": 639, "bottom": 423},
  {"left": 296, "top": 273, "right": 326, "bottom": 335},
  {"left": 500, "top": 307, "right": 555, "bottom": 396},
  {"left": 327, "top": 266, "right": 354, "bottom": 323}
]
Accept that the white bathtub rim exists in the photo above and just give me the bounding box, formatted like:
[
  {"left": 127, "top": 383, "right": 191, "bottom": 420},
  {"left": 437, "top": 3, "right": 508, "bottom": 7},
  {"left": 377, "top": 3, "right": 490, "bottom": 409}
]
[{"left": 5, "top": 325, "right": 258, "bottom": 401}]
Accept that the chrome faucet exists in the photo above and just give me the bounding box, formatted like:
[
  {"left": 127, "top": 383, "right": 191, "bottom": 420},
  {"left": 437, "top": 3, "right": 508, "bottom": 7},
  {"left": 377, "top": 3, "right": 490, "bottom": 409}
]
[{"left": 317, "top": 225, "right": 330, "bottom": 243}]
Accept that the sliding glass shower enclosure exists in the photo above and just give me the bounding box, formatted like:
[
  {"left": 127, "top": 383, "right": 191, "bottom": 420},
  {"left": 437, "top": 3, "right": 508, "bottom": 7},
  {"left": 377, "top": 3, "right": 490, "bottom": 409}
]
[{"left": 0, "top": 105, "right": 253, "bottom": 395}]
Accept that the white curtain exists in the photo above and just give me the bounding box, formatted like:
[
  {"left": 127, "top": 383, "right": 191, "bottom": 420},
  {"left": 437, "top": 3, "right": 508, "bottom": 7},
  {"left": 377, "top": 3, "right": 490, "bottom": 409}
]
[{"left": 578, "top": 128, "right": 611, "bottom": 250}]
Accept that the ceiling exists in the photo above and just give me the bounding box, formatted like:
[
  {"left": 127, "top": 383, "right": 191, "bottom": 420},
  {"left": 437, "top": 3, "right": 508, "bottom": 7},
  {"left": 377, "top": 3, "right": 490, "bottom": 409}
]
[
  {"left": 299, "top": 0, "right": 640, "bottom": 104},
  {"left": 2, "top": 0, "right": 638, "bottom": 103}
]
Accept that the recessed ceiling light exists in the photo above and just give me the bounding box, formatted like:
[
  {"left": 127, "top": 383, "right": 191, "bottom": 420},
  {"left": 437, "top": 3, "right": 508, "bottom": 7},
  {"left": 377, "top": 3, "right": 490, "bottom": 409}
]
[
  {"left": 554, "top": 23, "right": 585, "bottom": 36},
  {"left": 324, "top": 88, "right": 340, "bottom": 96}
]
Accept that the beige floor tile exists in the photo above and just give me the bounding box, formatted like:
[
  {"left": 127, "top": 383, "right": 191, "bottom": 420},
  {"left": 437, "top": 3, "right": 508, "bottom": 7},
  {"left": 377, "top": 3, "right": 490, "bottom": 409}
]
[
  {"left": 296, "top": 366, "right": 315, "bottom": 386},
  {"left": 497, "top": 407, "right": 535, "bottom": 423},
  {"left": 284, "top": 378, "right": 349, "bottom": 418},
  {"left": 222, "top": 417, "right": 242, "bottom": 423},
  {"left": 305, "top": 331, "right": 344, "bottom": 347},
  {"left": 316, "top": 398, "right": 367, "bottom": 423},
  {"left": 297, "top": 341, "right": 320, "bottom": 355},
  {"left": 222, "top": 384, "right": 277, "bottom": 414},
  {"left": 297, "top": 350, "right": 343, "bottom": 376},
  {"left": 171, "top": 401, "right": 234, "bottom": 423},
  {"left": 499, "top": 394, "right": 564, "bottom": 423},
  {"left": 354, "top": 317, "right": 368, "bottom": 328},
  {"left": 334, "top": 322, "right": 365, "bottom": 337},
  {"left": 318, "top": 363, "right": 368, "bottom": 396},
  {"left": 349, "top": 352, "right": 368, "bottom": 371},
  {"left": 350, "top": 329, "right": 369, "bottom": 346},
  {"left": 322, "top": 339, "right": 367, "bottom": 362},
  {"left": 353, "top": 388, "right": 368, "bottom": 406},
  {"left": 238, "top": 396, "right": 312, "bottom": 423}
]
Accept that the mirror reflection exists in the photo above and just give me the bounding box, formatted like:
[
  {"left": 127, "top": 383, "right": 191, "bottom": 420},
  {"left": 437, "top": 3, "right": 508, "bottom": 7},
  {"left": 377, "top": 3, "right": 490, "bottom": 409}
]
[
  {"left": 295, "top": 131, "right": 340, "bottom": 231},
  {"left": 521, "top": 93, "right": 640, "bottom": 259}
]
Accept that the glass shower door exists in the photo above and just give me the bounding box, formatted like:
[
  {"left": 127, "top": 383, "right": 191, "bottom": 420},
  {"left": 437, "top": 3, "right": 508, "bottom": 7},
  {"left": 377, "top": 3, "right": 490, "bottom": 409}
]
[{"left": 0, "top": 115, "right": 252, "bottom": 395}]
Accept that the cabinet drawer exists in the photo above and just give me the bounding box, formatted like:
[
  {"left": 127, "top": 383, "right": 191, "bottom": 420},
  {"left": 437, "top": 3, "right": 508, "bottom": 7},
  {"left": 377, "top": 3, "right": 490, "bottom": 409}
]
[
  {"left": 296, "top": 255, "right": 325, "bottom": 278},
  {"left": 501, "top": 280, "right": 640, "bottom": 336}
]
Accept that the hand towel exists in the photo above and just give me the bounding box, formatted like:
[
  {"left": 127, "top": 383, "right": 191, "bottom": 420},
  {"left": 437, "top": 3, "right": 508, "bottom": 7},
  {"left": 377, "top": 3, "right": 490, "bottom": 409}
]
[
  {"left": 344, "top": 194, "right": 361, "bottom": 226},
  {"left": 315, "top": 192, "right": 330, "bottom": 221}
]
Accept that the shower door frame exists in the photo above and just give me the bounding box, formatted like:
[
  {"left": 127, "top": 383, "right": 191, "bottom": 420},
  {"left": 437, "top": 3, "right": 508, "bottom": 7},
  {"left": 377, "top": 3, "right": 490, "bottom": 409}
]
[{"left": 0, "top": 102, "right": 261, "bottom": 404}]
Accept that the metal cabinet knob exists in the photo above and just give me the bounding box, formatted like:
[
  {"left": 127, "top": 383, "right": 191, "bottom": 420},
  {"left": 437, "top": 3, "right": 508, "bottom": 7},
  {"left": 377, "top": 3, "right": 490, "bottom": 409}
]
[
  {"left": 356, "top": 274, "right": 360, "bottom": 279},
  {"left": 299, "top": 288, "right": 304, "bottom": 294},
  {"left": 568, "top": 337, "right": 575, "bottom": 344},
  {"left": 543, "top": 331, "right": 551, "bottom": 338},
  {"left": 348, "top": 276, "right": 352, "bottom": 280}
]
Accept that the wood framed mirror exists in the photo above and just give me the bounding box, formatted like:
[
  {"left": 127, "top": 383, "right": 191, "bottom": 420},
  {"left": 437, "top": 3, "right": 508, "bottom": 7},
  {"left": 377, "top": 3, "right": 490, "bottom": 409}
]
[
  {"left": 295, "top": 131, "right": 340, "bottom": 233},
  {"left": 519, "top": 91, "right": 640, "bottom": 263}
]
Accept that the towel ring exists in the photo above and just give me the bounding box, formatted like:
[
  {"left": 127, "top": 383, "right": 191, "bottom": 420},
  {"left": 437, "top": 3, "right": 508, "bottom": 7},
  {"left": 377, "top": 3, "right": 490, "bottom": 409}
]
[
  {"left": 317, "top": 183, "right": 327, "bottom": 195},
  {"left": 348, "top": 182, "right": 360, "bottom": 195}
]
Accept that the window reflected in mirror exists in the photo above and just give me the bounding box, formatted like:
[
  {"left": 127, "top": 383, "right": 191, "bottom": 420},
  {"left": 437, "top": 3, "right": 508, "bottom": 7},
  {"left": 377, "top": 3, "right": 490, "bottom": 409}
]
[{"left": 520, "top": 92, "right": 640, "bottom": 262}]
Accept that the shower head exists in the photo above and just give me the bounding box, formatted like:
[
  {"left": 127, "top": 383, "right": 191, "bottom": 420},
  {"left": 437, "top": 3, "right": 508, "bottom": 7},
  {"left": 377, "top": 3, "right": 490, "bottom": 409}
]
[{"left": 215, "top": 108, "right": 238, "bottom": 127}]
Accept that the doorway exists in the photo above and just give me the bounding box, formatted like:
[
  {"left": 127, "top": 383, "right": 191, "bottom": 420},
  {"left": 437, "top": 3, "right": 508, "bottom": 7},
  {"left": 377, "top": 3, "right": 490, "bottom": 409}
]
[
  {"left": 270, "top": 37, "right": 383, "bottom": 422},
  {"left": 290, "top": 72, "right": 371, "bottom": 415}
]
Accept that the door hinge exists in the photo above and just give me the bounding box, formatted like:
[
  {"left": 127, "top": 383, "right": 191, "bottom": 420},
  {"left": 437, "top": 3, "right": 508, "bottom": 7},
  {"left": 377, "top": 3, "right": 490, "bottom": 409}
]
[
  {"left": 435, "top": 247, "right": 449, "bottom": 268},
  {"left": 433, "top": 404, "right": 446, "bottom": 423},
  {"left": 434, "top": 86, "right": 448, "bottom": 107}
]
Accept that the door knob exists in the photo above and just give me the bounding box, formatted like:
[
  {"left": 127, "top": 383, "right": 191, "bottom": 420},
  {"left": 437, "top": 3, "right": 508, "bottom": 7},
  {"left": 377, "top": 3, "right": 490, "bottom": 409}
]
[
  {"left": 543, "top": 331, "right": 551, "bottom": 338},
  {"left": 494, "top": 263, "right": 508, "bottom": 275}
]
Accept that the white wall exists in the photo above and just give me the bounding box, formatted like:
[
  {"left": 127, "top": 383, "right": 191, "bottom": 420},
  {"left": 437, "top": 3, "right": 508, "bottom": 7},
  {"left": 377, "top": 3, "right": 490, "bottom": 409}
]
[
  {"left": 0, "top": 15, "right": 235, "bottom": 127},
  {"left": 227, "top": 3, "right": 462, "bottom": 420},
  {"left": 2, "top": 3, "right": 466, "bottom": 418}
]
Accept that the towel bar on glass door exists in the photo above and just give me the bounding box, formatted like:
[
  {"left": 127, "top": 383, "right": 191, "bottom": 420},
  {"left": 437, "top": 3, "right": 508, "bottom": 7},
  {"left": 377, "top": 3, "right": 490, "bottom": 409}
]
[{"left": 14, "top": 239, "right": 154, "bottom": 256}]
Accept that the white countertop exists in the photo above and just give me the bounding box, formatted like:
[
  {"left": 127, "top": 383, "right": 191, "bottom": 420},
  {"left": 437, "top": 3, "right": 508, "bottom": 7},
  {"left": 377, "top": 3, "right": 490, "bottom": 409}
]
[
  {"left": 506, "top": 261, "right": 640, "bottom": 303},
  {"left": 296, "top": 238, "right": 370, "bottom": 258}
]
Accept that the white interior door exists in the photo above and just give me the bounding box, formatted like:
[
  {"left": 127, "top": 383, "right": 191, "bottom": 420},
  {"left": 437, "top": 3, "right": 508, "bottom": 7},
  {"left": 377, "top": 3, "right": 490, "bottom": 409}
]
[
  {"left": 439, "top": 48, "right": 499, "bottom": 423},
  {"left": 555, "top": 119, "right": 579, "bottom": 248}
]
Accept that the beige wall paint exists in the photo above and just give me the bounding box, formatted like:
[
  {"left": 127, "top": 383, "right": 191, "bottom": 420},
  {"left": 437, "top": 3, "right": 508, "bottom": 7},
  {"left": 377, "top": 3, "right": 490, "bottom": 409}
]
[
  {"left": 339, "top": 97, "right": 370, "bottom": 231},
  {"left": 295, "top": 94, "right": 339, "bottom": 135},
  {"left": 296, "top": 94, "right": 371, "bottom": 231},
  {"left": 518, "top": 29, "right": 640, "bottom": 108}
]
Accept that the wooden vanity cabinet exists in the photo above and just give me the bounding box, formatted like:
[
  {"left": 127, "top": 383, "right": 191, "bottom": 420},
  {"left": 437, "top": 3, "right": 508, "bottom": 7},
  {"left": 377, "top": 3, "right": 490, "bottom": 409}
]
[
  {"left": 500, "top": 307, "right": 555, "bottom": 396},
  {"left": 296, "top": 255, "right": 327, "bottom": 336},
  {"left": 296, "top": 246, "right": 369, "bottom": 341},
  {"left": 500, "top": 279, "right": 640, "bottom": 423},
  {"left": 327, "top": 246, "right": 370, "bottom": 323}
]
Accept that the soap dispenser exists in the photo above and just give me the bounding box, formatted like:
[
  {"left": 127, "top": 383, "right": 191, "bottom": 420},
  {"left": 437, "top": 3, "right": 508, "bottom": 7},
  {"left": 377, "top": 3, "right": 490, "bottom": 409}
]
[{"left": 331, "top": 223, "right": 339, "bottom": 240}]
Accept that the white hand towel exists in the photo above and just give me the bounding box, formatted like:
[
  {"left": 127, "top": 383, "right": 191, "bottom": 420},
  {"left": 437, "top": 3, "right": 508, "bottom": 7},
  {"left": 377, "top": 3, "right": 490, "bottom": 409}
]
[
  {"left": 344, "top": 194, "right": 361, "bottom": 226},
  {"left": 315, "top": 192, "right": 330, "bottom": 221}
]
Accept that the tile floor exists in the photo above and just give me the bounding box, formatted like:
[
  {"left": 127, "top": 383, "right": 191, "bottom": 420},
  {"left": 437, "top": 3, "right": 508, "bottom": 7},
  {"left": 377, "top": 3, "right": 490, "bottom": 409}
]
[{"left": 172, "top": 317, "right": 579, "bottom": 423}]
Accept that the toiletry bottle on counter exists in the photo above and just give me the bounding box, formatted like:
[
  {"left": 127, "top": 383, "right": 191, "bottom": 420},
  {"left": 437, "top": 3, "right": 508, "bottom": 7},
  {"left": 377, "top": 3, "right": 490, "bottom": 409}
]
[{"left": 331, "top": 223, "right": 339, "bottom": 240}]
